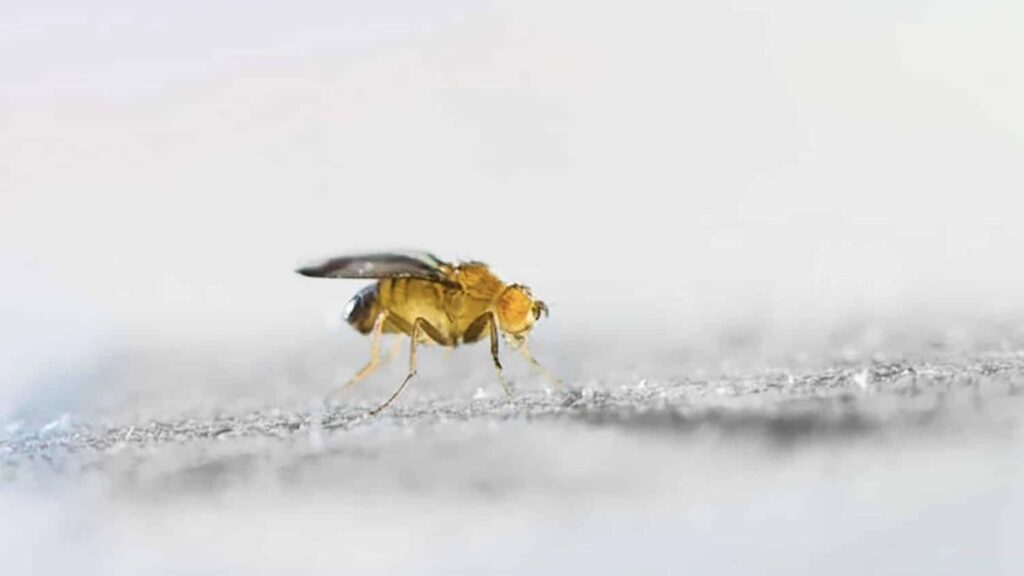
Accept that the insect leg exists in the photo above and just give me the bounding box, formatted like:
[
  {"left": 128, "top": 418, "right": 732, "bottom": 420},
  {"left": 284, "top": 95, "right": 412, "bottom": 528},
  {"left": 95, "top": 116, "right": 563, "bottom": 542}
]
[
  {"left": 517, "top": 344, "right": 562, "bottom": 389},
  {"left": 370, "top": 317, "right": 438, "bottom": 415},
  {"left": 385, "top": 335, "right": 404, "bottom": 362},
  {"left": 329, "top": 311, "right": 389, "bottom": 403},
  {"left": 488, "top": 313, "right": 514, "bottom": 398}
]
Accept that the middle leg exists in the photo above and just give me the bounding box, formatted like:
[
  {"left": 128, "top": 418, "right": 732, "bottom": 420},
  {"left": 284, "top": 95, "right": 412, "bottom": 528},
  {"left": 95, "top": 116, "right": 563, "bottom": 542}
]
[
  {"left": 487, "top": 313, "right": 514, "bottom": 398},
  {"left": 369, "top": 317, "right": 448, "bottom": 415},
  {"left": 464, "top": 312, "right": 514, "bottom": 398}
]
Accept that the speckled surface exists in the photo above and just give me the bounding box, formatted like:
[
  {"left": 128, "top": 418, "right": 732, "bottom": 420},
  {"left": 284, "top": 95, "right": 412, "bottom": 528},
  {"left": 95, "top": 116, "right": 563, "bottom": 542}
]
[{"left": 3, "top": 323, "right": 1024, "bottom": 575}]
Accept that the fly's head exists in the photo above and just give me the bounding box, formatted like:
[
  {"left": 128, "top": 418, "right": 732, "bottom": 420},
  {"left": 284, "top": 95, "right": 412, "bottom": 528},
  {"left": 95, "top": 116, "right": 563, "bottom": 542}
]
[{"left": 495, "top": 283, "right": 548, "bottom": 340}]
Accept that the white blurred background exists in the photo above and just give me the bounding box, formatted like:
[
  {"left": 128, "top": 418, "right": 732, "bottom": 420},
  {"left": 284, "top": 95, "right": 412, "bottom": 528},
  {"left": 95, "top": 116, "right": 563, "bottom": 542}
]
[{"left": 3, "top": 0, "right": 1023, "bottom": 417}]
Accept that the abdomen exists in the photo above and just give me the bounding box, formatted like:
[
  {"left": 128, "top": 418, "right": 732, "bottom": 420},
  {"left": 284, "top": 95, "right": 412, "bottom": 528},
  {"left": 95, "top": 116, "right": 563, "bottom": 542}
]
[
  {"left": 377, "top": 277, "right": 456, "bottom": 343},
  {"left": 345, "top": 283, "right": 381, "bottom": 334}
]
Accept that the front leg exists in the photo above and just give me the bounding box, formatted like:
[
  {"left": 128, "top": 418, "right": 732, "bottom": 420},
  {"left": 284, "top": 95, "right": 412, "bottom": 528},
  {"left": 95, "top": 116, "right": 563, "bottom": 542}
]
[{"left": 516, "top": 343, "right": 562, "bottom": 389}]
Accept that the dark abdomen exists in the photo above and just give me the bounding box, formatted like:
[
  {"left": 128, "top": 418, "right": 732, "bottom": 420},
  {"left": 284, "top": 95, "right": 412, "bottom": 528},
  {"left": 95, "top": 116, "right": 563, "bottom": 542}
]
[{"left": 345, "top": 283, "right": 381, "bottom": 334}]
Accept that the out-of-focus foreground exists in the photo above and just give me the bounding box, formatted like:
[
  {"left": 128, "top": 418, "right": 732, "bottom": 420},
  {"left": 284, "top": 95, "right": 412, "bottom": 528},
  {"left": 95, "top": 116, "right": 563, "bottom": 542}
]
[{"left": 3, "top": 320, "right": 1024, "bottom": 575}]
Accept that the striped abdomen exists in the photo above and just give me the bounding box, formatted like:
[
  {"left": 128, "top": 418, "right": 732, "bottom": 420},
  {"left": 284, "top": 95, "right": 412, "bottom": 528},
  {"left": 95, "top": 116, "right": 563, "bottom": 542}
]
[{"left": 345, "top": 277, "right": 458, "bottom": 342}]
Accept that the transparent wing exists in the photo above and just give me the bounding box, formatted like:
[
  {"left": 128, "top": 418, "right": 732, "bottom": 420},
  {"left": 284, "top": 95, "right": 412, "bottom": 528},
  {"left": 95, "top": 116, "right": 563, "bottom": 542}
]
[{"left": 295, "top": 251, "right": 452, "bottom": 282}]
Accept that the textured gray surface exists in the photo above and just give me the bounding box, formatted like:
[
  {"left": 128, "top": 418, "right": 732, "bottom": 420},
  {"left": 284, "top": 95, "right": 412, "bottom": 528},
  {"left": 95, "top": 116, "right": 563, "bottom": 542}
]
[{"left": 3, "top": 323, "right": 1024, "bottom": 575}]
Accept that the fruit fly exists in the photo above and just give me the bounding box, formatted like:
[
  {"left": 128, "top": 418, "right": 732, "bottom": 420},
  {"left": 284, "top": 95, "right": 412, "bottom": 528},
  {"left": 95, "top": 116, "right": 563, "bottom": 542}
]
[{"left": 296, "top": 252, "right": 557, "bottom": 414}]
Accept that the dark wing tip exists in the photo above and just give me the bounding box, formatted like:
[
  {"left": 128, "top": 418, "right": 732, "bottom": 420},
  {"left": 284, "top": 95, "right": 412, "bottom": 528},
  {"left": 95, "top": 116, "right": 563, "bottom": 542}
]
[
  {"left": 295, "top": 265, "right": 323, "bottom": 277},
  {"left": 294, "top": 259, "right": 340, "bottom": 278}
]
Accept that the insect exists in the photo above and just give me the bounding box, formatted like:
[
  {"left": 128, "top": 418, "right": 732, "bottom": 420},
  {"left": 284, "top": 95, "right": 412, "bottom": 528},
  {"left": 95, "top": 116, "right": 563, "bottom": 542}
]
[{"left": 296, "top": 251, "right": 557, "bottom": 414}]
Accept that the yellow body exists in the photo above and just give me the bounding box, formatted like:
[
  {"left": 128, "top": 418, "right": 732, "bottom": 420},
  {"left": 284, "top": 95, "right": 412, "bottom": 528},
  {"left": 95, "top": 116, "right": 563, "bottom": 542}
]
[
  {"left": 298, "top": 252, "right": 553, "bottom": 413},
  {"left": 353, "top": 262, "right": 534, "bottom": 346}
]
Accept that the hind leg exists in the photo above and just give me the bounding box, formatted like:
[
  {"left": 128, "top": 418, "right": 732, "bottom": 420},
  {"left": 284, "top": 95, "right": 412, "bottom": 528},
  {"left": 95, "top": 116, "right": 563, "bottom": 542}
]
[{"left": 327, "top": 311, "right": 389, "bottom": 403}]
